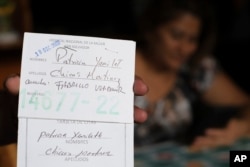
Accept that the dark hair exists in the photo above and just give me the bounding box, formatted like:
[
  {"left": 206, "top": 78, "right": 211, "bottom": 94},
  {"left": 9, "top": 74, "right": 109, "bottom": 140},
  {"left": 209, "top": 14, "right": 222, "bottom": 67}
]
[{"left": 135, "top": 0, "right": 215, "bottom": 55}]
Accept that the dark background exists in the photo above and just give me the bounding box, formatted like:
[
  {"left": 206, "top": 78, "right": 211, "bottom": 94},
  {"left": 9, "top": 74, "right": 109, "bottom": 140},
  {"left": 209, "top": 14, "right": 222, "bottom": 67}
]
[
  {"left": 30, "top": 1, "right": 137, "bottom": 38},
  {"left": 30, "top": 0, "right": 250, "bottom": 94},
  {"left": 2, "top": 0, "right": 250, "bottom": 94}
]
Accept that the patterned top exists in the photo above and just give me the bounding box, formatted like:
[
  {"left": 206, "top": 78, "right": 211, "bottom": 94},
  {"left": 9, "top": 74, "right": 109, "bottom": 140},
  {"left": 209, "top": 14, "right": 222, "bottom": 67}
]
[{"left": 134, "top": 56, "right": 219, "bottom": 147}]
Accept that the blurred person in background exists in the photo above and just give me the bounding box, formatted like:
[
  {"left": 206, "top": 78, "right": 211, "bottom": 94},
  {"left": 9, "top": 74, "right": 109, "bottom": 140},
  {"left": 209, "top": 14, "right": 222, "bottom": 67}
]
[
  {"left": 1, "top": 0, "right": 250, "bottom": 159},
  {"left": 133, "top": 0, "right": 250, "bottom": 151}
]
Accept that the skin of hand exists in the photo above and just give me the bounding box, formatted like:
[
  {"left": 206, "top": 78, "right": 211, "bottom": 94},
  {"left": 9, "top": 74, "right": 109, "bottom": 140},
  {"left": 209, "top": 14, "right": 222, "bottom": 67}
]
[
  {"left": 134, "top": 76, "right": 149, "bottom": 123},
  {"left": 4, "top": 75, "right": 20, "bottom": 95},
  {"left": 4, "top": 74, "right": 148, "bottom": 123},
  {"left": 189, "top": 118, "right": 250, "bottom": 152}
]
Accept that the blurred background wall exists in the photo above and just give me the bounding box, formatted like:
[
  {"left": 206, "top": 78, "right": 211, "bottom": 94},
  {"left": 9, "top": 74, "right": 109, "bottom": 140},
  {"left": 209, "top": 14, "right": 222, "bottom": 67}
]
[{"left": 0, "top": 0, "right": 249, "bottom": 94}]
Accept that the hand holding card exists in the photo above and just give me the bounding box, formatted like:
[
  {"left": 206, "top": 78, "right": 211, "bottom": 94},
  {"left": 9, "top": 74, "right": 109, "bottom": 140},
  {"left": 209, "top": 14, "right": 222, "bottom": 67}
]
[{"left": 17, "top": 33, "right": 135, "bottom": 167}]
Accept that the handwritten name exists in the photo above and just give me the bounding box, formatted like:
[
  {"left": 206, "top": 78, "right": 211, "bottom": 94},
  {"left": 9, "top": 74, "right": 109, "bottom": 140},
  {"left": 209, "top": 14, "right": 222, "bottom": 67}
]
[
  {"left": 62, "top": 54, "right": 86, "bottom": 65},
  {"left": 54, "top": 81, "right": 89, "bottom": 90},
  {"left": 75, "top": 147, "right": 113, "bottom": 158},
  {"left": 94, "top": 57, "right": 122, "bottom": 69},
  {"left": 71, "top": 131, "right": 102, "bottom": 140},
  {"left": 45, "top": 146, "right": 113, "bottom": 158},
  {"left": 55, "top": 46, "right": 87, "bottom": 66},
  {"left": 87, "top": 69, "right": 120, "bottom": 83},
  {"left": 37, "top": 129, "right": 67, "bottom": 142},
  {"left": 95, "top": 84, "right": 125, "bottom": 94},
  {"left": 38, "top": 130, "right": 104, "bottom": 143},
  {"left": 45, "top": 146, "right": 71, "bottom": 156},
  {"left": 50, "top": 67, "right": 81, "bottom": 78}
]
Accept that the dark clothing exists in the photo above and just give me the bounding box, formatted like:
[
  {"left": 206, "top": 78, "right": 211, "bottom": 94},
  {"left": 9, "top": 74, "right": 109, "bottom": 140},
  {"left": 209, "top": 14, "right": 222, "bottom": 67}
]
[{"left": 0, "top": 90, "right": 18, "bottom": 146}]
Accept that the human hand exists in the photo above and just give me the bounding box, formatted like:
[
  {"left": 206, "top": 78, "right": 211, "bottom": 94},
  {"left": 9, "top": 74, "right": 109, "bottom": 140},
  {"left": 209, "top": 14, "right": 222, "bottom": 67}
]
[
  {"left": 189, "top": 119, "right": 250, "bottom": 152},
  {"left": 133, "top": 76, "right": 148, "bottom": 123},
  {"left": 4, "top": 74, "right": 20, "bottom": 95},
  {"left": 3, "top": 74, "right": 148, "bottom": 123}
]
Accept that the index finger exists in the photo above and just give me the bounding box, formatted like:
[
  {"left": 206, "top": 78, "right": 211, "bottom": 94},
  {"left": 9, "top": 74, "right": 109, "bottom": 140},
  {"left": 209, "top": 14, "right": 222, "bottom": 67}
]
[{"left": 133, "top": 76, "right": 148, "bottom": 96}]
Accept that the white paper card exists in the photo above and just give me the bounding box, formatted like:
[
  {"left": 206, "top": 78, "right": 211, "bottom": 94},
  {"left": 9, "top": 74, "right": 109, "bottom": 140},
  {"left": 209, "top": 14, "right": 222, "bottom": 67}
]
[{"left": 17, "top": 32, "right": 135, "bottom": 167}]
